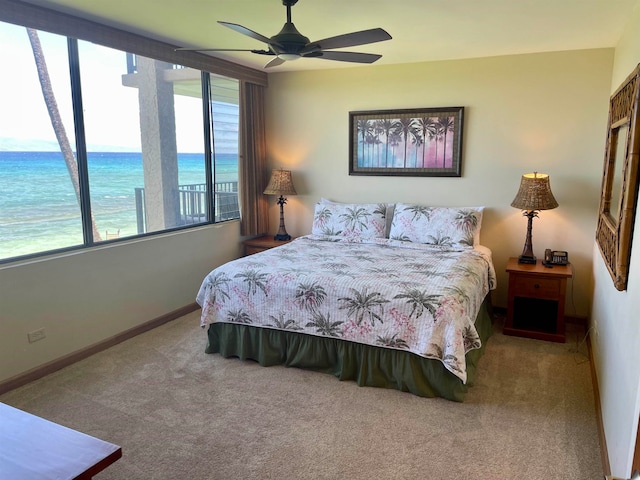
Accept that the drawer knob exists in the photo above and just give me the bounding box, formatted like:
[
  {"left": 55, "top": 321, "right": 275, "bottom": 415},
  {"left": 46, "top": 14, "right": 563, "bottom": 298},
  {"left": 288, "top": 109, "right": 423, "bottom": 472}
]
[{"left": 534, "top": 284, "right": 540, "bottom": 289}]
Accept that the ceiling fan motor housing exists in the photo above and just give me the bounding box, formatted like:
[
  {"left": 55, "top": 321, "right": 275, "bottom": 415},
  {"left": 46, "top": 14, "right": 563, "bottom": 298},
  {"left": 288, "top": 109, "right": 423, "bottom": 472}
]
[{"left": 270, "top": 22, "right": 310, "bottom": 55}]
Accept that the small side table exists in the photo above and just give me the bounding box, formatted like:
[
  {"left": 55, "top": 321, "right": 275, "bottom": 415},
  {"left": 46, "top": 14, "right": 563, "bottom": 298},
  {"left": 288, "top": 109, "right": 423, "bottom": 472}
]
[
  {"left": 243, "top": 235, "right": 293, "bottom": 255},
  {"left": 504, "top": 257, "right": 573, "bottom": 343},
  {"left": 0, "top": 402, "right": 122, "bottom": 479}
]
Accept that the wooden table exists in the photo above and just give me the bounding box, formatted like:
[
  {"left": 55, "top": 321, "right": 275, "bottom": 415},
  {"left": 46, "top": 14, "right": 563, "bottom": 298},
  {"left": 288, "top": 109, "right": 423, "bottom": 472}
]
[
  {"left": 504, "top": 257, "right": 573, "bottom": 342},
  {"left": 0, "top": 402, "right": 122, "bottom": 479},
  {"left": 243, "top": 235, "right": 293, "bottom": 255}
]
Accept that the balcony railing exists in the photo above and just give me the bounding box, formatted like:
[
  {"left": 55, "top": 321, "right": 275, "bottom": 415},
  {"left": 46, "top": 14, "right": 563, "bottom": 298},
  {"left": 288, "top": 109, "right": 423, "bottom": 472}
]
[{"left": 134, "top": 181, "right": 239, "bottom": 234}]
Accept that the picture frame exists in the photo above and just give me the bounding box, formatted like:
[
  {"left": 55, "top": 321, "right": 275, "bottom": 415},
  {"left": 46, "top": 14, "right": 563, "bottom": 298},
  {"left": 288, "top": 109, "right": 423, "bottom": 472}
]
[
  {"left": 349, "top": 106, "right": 464, "bottom": 177},
  {"left": 596, "top": 64, "right": 640, "bottom": 291}
]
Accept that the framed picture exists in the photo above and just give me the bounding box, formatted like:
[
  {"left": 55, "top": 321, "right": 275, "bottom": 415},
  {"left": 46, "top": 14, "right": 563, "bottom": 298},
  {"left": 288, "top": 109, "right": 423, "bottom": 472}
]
[
  {"left": 596, "top": 64, "right": 640, "bottom": 291},
  {"left": 349, "top": 106, "right": 464, "bottom": 177}
]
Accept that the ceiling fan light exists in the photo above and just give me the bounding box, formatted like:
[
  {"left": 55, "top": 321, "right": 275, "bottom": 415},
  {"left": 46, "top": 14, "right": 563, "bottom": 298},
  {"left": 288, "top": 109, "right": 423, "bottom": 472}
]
[{"left": 277, "top": 53, "right": 301, "bottom": 61}]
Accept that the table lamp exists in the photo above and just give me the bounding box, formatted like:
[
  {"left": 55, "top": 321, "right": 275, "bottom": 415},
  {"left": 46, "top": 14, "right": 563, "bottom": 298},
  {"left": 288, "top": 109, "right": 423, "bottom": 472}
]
[
  {"left": 510, "top": 172, "right": 558, "bottom": 264},
  {"left": 263, "top": 169, "right": 297, "bottom": 241}
]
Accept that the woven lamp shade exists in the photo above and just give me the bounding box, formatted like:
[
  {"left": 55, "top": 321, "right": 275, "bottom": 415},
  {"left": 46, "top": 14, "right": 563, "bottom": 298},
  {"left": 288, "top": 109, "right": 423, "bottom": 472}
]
[
  {"left": 510, "top": 172, "right": 558, "bottom": 211},
  {"left": 263, "top": 169, "right": 297, "bottom": 196}
]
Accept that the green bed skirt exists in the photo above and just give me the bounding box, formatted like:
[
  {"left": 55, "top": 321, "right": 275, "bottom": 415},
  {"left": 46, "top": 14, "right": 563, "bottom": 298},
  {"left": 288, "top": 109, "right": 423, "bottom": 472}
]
[{"left": 205, "top": 299, "right": 494, "bottom": 402}]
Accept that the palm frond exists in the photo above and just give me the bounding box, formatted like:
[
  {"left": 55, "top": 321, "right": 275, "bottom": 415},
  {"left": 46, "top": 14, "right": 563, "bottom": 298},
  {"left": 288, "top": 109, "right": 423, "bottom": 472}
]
[
  {"left": 206, "top": 272, "right": 231, "bottom": 304},
  {"left": 234, "top": 269, "right": 269, "bottom": 296},
  {"left": 376, "top": 333, "right": 409, "bottom": 349},
  {"left": 393, "top": 287, "right": 441, "bottom": 319},
  {"left": 338, "top": 287, "right": 390, "bottom": 326},
  {"left": 305, "top": 312, "right": 343, "bottom": 337},
  {"left": 295, "top": 281, "right": 327, "bottom": 313},
  {"left": 227, "top": 308, "right": 252, "bottom": 324},
  {"left": 267, "top": 312, "right": 303, "bottom": 331}
]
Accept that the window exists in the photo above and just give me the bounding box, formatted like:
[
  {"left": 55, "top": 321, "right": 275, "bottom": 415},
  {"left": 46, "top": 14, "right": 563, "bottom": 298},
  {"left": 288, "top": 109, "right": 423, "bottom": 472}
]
[
  {"left": 0, "top": 21, "right": 240, "bottom": 262},
  {"left": 210, "top": 76, "right": 240, "bottom": 222},
  {"left": 0, "top": 24, "right": 82, "bottom": 259}
]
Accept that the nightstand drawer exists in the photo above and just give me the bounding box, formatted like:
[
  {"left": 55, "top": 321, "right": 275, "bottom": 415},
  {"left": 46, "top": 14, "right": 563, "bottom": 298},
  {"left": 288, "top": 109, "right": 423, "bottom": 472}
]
[{"left": 512, "top": 275, "right": 561, "bottom": 299}]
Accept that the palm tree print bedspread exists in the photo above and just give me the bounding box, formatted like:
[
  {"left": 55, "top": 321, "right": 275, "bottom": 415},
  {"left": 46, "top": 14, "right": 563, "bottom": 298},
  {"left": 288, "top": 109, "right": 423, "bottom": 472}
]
[{"left": 197, "top": 235, "right": 496, "bottom": 383}]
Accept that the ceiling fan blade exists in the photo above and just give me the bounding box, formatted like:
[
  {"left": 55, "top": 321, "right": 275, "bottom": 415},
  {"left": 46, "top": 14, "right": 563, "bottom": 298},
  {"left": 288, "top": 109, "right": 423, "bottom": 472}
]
[
  {"left": 218, "top": 21, "right": 281, "bottom": 47},
  {"left": 264, "top": 57, "right": 286, "bottom": 68},
  {"left": 310, "top": 51, "right": 383, "bottom": 64},
  {"left": 174, "top": 48, "right": 272, "bottom": 54},
  {"left": 302, "top": 28, "right": 391, "bottom": 54}
]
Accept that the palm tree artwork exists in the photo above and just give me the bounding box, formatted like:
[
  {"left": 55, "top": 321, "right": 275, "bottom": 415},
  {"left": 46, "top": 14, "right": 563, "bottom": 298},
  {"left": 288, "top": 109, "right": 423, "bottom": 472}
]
[
  {"left": 377, "top": 119, "right": 395, "bottom": 167},
  {"left": 436, "top": 116, "right": 456, "bottom": 168},
  {"left": 392, "top": 117, "right": 419, "bottom": 168},
  {"left": 417, "top": 117, "right": 438, "bottom": 168},
  {"left": 357, "top": 119, "right": 374, "bottom": 166},
  {"left": 351, "top": 108, "right": 463, "bottom": 176}
]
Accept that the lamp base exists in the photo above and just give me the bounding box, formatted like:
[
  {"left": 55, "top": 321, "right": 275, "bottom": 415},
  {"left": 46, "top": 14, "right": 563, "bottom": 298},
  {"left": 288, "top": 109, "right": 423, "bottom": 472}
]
[
  {"left": 273, "top": 233, "right": 291, "bottom": 241},
  {"left": 518, "top": 255, "right": 537, "bottom": 265}
]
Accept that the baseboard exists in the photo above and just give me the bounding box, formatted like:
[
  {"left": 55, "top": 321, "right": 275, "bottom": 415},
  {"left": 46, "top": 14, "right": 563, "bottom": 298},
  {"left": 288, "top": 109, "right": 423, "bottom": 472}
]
[
  {"left": 587, "top": 332, "right": 611, "bottom": 476},
  {"left": 565, "top": 314, "right": 589, "bottom": 328},
  {"left": 0, "top": 303, "right": 200, "bottom": 396}
]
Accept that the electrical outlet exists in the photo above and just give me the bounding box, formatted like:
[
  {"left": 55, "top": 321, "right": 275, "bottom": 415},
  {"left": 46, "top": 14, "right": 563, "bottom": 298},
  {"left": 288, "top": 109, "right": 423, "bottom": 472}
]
[{"left": 27, "top": 328, "right": 46, "bottom": 343}]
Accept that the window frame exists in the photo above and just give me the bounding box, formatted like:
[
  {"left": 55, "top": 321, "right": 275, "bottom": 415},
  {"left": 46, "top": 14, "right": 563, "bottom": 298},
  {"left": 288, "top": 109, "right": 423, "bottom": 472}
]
[{"left": 0, "top": 1, "right": 264, "bottom": 264}]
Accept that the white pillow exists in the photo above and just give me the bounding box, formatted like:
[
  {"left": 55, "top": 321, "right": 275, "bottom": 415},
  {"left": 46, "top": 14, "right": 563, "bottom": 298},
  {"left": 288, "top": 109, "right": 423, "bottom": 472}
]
[
  {"left": 389, "top": 204, "right": 484, "bottom": 247},
  {"left": 312, "top": 202, "right": 387, "bottom": 239},
  {"left": 319, "top": 198, "right": 395, "bottom": 238}
]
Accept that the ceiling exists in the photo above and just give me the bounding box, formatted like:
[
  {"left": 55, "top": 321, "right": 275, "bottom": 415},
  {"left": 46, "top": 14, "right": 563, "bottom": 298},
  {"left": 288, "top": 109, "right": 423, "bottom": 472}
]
[{"left": 22, "top": 0, "right": 639, "bottom": 73}]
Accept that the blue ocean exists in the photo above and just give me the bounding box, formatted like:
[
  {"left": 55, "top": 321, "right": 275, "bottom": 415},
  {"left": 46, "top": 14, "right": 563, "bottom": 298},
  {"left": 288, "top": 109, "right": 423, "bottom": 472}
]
[{"left": 0, "top": 151, "right": 238, "bottom": 259}]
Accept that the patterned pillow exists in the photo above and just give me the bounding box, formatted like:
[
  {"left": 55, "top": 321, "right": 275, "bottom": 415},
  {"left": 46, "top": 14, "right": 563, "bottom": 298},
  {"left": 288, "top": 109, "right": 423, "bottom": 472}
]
[
  {"left": 319, "top": 198, "right": 395, "bottom": 238},
  {"left": 312, "top": 202, "right": 387, "bottom": 239},
  {"left": 389, "top": 204, "right": 484, "bottom": 247}
]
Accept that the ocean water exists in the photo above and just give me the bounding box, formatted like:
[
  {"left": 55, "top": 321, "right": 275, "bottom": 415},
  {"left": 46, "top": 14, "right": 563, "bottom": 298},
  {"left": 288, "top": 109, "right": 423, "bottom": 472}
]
[{"left": 0, "top": 151, "right": 238, "bottom": 259}]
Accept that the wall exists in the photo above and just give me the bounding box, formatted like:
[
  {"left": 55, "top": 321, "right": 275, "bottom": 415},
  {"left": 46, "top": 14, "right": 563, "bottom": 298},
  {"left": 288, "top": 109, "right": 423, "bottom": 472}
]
[
  {"left": 0, "top": 42, "right": 627, "bottom": 470},
  {"left": 591, "top": 0, "right": 640, "bottom": 477},
  {"left": 0, "top": 222, "right": 241, "bottom": 383},
  {"left": 265, "top": 49, "right": 613, "bottom": 315}
]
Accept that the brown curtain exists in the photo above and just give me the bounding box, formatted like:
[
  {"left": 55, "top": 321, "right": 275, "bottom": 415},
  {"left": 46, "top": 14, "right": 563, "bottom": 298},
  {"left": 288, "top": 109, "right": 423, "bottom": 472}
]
[{"left": 239, "top": 81, "right": 270, "bottom": 236}]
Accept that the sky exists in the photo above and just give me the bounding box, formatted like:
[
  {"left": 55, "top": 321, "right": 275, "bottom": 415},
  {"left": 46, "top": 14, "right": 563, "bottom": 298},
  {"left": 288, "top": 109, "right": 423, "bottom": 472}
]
[{"left": 0, "top": 21, "right": 210, "bottom": 153}]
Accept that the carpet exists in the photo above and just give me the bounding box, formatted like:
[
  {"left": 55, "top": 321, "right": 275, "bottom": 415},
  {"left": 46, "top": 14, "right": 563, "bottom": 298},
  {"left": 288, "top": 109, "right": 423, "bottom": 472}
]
[{"left": 0, "top": 311, "right": 602, "bottom": 479}]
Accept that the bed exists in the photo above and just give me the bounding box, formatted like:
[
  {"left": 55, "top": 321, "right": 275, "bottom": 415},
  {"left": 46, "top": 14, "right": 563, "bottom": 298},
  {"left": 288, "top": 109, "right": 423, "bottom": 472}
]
[{"left": 196, "top": 202, "right": 496, "bottom": 401}]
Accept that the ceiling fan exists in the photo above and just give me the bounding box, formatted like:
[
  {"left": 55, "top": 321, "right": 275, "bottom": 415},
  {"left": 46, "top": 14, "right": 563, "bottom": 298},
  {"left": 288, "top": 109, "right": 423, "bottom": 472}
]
[{"left": 176, "top": 0, "right": 392, "bottom": 68}]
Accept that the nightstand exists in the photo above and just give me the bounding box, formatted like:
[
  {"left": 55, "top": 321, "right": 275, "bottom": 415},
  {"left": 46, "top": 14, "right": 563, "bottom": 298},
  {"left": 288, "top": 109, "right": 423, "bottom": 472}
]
[
  {"left": 243, "top": 235, "right": 293, "bottom": 255},
  {"left": 504, "top": 257, "right": 573, "bottom": 343}
]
